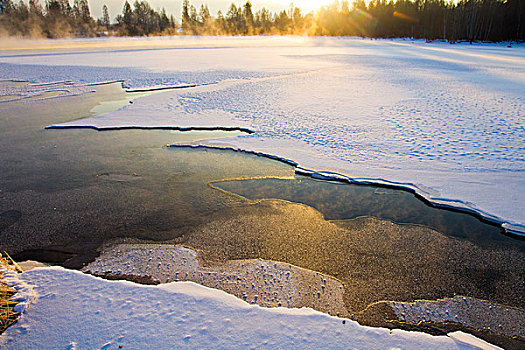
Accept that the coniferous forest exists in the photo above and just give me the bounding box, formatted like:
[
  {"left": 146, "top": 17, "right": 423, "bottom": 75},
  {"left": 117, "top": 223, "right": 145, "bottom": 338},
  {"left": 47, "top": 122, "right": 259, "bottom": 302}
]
[{"left": 0, "top": 0, "right": 523, "bottom": 42}]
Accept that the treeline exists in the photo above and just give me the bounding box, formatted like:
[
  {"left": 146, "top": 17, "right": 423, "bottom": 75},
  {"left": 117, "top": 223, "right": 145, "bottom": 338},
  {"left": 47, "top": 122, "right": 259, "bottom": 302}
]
[
  {"left": 0, "top": 0, "right": 524, "bottom": 41},
  {"left": 114, "top": 1, "right": 175, "bottom": 36},
  {"left": 182, "top": 0, "right": 524, "bottom": 41},
  {"left": 317, "top": 0, "right": 525, "bottom": 42},
  {"left": 0, "top": 0, "right": 176, "bottom": 37},
  {"left": 181, "top": 0, "right": 311, "bottom": 35},
  {"left": 0, "top": 0, "right": 96, "bottom": 37}
]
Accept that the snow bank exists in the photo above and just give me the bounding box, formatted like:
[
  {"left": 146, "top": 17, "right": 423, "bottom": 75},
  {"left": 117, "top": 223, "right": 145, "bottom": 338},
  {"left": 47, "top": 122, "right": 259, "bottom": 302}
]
[
  {"left": 0, "top": 267, "right": 500, "bottom": 349},
  {"left": 0, "top": 266, "right": 35, "bottom": 314}
]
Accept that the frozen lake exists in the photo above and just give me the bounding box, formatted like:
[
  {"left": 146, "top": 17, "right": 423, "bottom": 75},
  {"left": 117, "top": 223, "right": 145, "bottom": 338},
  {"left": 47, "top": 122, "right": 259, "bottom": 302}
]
[
  {"left": 1, "top": 36, "right": 523, "bottom": 234},
  {"left": 1, "top": 36, "right": 524, "bottom": 349}
]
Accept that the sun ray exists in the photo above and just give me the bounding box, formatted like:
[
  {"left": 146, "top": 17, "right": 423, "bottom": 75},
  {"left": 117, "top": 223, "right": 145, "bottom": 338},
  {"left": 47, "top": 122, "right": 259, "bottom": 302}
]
[{"left": 279, "top": 0, "right": 335, "bottom": 13}]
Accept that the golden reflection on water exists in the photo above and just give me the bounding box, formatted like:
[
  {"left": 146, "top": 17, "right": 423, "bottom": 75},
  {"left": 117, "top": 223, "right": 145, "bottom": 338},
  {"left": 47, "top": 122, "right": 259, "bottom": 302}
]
[{"left": 212, "top": 177, "right": 517, "bottom": 248}]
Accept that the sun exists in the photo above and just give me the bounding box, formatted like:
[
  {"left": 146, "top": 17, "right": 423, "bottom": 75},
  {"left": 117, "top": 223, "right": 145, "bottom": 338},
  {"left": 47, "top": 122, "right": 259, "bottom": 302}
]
[{"left": 283, "top": 0, "right": 336, "bottom": 13}]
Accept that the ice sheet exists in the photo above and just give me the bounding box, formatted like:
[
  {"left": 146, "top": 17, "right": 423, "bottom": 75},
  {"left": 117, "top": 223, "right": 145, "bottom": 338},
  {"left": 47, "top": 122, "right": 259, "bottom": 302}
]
[{"left": 2, "top": 36, "right": 524, "bottom": 232}]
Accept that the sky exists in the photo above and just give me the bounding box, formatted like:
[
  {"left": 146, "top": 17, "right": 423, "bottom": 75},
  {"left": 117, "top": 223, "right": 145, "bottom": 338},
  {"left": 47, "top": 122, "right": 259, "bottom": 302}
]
[{"left": 89, "top": 0, "right": 335, "bottom": 22}]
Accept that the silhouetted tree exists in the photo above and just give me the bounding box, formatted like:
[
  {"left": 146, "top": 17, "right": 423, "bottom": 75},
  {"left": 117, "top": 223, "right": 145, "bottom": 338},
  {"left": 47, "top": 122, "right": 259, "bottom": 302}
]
[
  {"left": 0, "top": 0, "right": 523, "bottom": 41},
  {"left": 100, "top": 4, "right": 109, "bottom": 27}
]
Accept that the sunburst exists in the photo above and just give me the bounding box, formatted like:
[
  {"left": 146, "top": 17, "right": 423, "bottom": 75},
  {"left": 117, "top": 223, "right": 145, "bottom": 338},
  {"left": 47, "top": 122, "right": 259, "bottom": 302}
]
[{"left": 283, "top": 0, "right": 335, "bottom": 13}]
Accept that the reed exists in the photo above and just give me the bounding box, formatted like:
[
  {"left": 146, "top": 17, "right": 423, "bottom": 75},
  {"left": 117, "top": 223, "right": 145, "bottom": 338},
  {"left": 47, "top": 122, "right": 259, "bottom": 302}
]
[{"left": 0, "top": 253, "right": 20, "bottom": 334}]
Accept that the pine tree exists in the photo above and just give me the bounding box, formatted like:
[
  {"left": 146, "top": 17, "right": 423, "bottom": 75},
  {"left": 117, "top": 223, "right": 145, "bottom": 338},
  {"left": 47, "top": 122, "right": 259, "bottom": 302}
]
[
  {"left": 182, "top": 0, "right": 190, "bottom": 30},
  {"left": 123, "top": 1, "right": 132, "bottom": 30},
  {"left": 243, "top": 1, "right": 254, "bottom": 34},
  {"left": 78, "top": 0, "right": 90, "bottom": 22},
  {"left": 199, "top": 4, "right": 210, "bottom": 25},
  {"left": 101, "top": 4, "right": 109, "bottom": 27}
]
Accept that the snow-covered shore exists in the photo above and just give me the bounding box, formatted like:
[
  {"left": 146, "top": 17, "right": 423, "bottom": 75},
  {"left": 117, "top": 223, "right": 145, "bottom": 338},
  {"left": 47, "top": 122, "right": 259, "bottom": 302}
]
[
  {"left": 82, "top": 243, "right": 525, "bottom": 339},
  {"left": 0, "top": 266, "right": 501, "bottom": 349}
]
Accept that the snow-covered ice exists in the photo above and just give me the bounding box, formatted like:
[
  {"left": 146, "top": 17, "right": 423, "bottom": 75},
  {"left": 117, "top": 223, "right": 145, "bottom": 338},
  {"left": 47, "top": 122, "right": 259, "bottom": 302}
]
[
  {"left": 0, "top": 266, "right": 501, "bottom": 349},
  {"left": 1, "top": 36, "right": 524, "bottom": 233},
  {"left": 391, "top": 296, "right": 525, "bottom": 338},
  {"left": 82, "top": 244, "right": 350, "bottom": 317}
]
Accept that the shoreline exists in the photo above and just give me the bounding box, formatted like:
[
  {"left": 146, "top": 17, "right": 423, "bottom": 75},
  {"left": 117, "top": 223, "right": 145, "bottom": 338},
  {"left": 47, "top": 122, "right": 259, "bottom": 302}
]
[
  {"left": 83, "top": 244, "right": 350, "bottom": 318},
  {"left": 81, "top": 243, "right": 524, "bottom": 347}
]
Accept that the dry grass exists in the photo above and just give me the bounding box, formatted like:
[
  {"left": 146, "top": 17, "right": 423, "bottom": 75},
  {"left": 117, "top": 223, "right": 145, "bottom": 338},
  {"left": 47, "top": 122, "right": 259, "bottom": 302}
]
[{"left": 0, "top": 253, "right": 21, "bottom": 334}]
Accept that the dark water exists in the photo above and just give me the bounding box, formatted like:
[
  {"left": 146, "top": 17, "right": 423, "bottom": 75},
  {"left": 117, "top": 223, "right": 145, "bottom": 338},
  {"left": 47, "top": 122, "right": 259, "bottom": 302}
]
[
  {"left": 0, "top": 82, "right": 292, "bottom": 267},
  {"left": 214, "top": 177, "right": 524, "bottom": 251}
]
